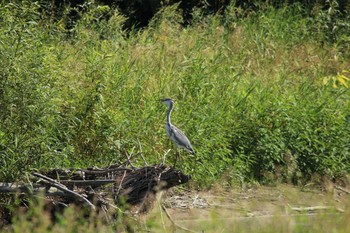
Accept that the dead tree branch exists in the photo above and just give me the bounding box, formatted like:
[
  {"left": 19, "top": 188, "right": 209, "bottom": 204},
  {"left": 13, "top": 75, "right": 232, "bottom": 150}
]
[
  {"left": 1, "top": 164, "right": 190, "bottom": 216},
  {"left": 32, "top": 172, "right": 96, "bottom": 210}
]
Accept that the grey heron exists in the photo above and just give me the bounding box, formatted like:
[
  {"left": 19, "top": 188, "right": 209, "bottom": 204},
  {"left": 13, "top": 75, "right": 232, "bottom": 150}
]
[{"left": 161, "top": 98, "right": 194, "bottom": 166}]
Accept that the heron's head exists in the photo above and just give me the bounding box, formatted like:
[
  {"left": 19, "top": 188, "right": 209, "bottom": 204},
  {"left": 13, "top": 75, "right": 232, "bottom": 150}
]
[{"left": 160, "top": 98, "right": 174, "bottom": 106}]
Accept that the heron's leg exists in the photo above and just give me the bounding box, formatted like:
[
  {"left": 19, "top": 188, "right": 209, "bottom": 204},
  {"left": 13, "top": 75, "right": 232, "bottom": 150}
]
[
  {"left": 178, "top": 149, "right": 183, "bottom": 167},
  {"left": 173, "top": 149, "right": 180, "bottom": 167}
]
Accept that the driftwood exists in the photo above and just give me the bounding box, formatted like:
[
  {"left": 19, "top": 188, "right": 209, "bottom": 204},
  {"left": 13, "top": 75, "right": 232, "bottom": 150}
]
[
  {"left": 0, "top": 163, "right": 190, "bottom": 223},
  {"left": 335, "top": 185, "right": 350, "bottom": 195},
  {"left": 290, "top": 206, "right": 345, "bottom": 213}
]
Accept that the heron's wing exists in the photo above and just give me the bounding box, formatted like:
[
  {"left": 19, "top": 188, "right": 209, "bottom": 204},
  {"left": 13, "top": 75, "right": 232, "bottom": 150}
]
[{"left": 170, "top": 125, "right": 195, "bottom": 154}]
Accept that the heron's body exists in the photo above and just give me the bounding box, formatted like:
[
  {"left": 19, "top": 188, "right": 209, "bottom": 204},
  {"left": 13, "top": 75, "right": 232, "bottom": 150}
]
[{"left": 161, "top": 98, "right": 194, "bottom": 155}]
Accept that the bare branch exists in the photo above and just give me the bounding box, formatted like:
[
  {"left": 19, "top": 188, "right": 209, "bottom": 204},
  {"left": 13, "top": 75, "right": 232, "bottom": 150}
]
[
  {"left": 32, "top": 172, "right": 96, "bottom": 210},
  {"left": 138, "top": 138, "right": 148, "bottom": 166}
]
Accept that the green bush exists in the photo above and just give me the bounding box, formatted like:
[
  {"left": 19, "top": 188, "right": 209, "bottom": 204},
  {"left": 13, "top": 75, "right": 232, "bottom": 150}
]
[{"left": 0, "top": 1, "right": 350, "bottom": 187}]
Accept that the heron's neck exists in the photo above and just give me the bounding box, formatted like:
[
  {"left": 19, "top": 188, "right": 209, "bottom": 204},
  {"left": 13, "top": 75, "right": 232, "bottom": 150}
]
[{"left": 166, "top": 102, "right": 173, "bottom": 125}]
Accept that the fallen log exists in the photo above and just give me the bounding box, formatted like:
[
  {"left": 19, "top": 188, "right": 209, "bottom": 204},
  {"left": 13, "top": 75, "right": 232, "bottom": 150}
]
[{"left": 0, "top": 163, "right": 190, "bottom": 223}]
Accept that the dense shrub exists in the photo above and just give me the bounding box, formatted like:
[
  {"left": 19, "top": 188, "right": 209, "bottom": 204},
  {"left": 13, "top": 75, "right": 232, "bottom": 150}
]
[{"left": 0, "top": 1, "right": 350, "bottom": 186}]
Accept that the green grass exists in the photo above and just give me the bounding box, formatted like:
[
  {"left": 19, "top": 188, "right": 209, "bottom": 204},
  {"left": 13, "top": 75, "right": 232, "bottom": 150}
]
[
  {"left": 0, "top": 1, "right": 350, "bottom": 186},
  {"left": 1, "top": 1, "right": 350, "bottom": 231}
]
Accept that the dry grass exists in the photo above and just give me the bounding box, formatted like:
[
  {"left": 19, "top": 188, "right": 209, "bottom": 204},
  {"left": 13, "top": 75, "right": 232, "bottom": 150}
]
[{"left": 144, "top": 184, "right": 350, "bottom": 233}]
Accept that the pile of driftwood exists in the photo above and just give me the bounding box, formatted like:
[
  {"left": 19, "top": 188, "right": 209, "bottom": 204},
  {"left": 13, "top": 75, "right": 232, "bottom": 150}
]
[{"left": 0, "top": 163, "right": 190, "bottom": 223}]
